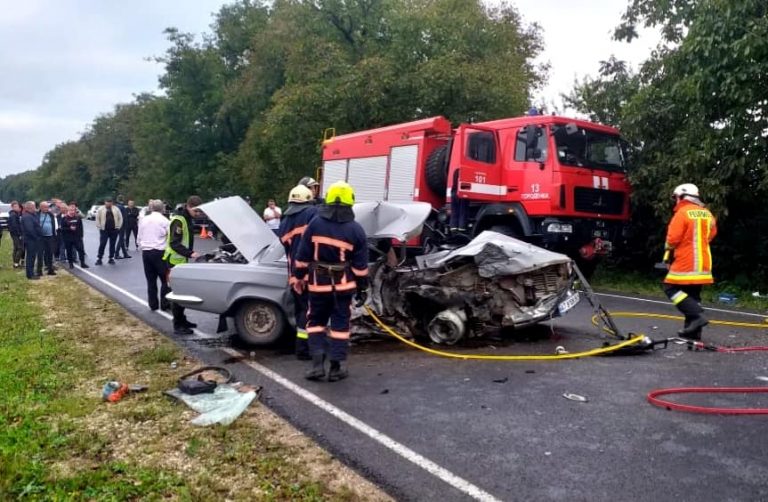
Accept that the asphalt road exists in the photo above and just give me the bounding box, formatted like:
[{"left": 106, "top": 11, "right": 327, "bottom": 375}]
[{"left": 73, "top": 220, "right": 768, "bottom": 501}]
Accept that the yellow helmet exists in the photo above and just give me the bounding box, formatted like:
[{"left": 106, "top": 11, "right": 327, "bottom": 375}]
[
  {"left": 288, "top": 184, "right": 313, "bottom": 204},
  {"left": 326, "top": 180, "right": 355, "bottom": 206}
]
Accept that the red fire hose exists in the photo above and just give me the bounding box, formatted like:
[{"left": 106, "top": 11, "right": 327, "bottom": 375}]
[{"left": 647, "top": 387, "right": 768, "bottom": 415}]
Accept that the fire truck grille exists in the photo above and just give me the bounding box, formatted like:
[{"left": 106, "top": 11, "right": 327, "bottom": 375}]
[{"left": 573, "top": 188, "right": 624, "bottom": 215}]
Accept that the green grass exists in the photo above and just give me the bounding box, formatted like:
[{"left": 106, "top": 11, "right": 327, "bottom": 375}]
[
  {"left": 592, "top": 265, "right": 768, "bottom": 312},
  {"left": 0, "top": 244, "right": 187, "bottom": 499},
  {"left": 0, "top": 240, "right": 383, "bottom": 501}
]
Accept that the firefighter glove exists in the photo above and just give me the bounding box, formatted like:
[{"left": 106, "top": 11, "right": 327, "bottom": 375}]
[{"left": 355, "top": 288, "right": 368, "bottom": 308}]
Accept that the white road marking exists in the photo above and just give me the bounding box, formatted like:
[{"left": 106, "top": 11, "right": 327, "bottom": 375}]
[
  {"left": 223, "top": 348, "right": 502, "bottom": 502},
  {"left": 598, "top": 292, "right": 768, "bottom": 319},
  {"left": 73, "top": 265, "right": 214, "bottom": 338},
  {"left": 70, "top": 265, "right": 503, "bottom": 502}
]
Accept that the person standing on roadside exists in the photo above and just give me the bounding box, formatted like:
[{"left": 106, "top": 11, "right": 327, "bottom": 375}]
[
  {"left": 8, "top": 201, "right": 25, "bottom": 268},
  {"left": 278, "top": 185, "right": 318, "bottom": 360},
  {"left": 38, "top": 201, "right": 57, "bottom": 276},
  {"left": 61, "top": 204, "right": 89, "bottom": 269},
  {"left": 263, "top": 198, "right": 282, "bottom": 235},
  {"left": 95, "top": 198, "right": 123, "bottom": 265},
  {"left": 164, "top": 195, "right": 203, "bottom": 335},
  {"left": 20, "top": 201, "right": 43, "bottom": 280},
  {"left": 139, "top": 200, "right": 171, "bottom": 311},
  {"left": 114, "top": 196, "right": 131, "bottom": 259},
  {"left": 125, "top": 199, "right": 140, "bottom": 250},
  {"left": 662, "top": 183, "right": 718, "bottom": 341}
]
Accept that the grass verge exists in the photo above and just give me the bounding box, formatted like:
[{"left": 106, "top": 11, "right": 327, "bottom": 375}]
[{"left": 0, "top": 240, "right": 389, "bottom": 501}]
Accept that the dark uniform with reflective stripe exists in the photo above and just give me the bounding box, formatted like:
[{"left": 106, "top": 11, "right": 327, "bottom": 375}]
[
  {"left": 293, "top": 213, "right": 368, "bottom": 362},
  {"left": 278, "top": 204, "right": 317, "bottom": 357}
]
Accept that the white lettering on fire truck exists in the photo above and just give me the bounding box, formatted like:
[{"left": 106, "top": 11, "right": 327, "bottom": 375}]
[{"left": 521, "top": 192, "right": 551, "bottom": 200}]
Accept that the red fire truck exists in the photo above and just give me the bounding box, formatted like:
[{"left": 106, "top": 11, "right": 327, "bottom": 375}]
[{"left": 320, "top": 115, "right": 631, "bottom": 265}]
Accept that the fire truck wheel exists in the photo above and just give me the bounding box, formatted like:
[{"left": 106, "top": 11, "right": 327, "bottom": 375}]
[
  {"left": 489, "top": 225, "right": 519, "bottom": 238},
  {"left": 425, "top": 145, "right": 449, "bottom": 196}
]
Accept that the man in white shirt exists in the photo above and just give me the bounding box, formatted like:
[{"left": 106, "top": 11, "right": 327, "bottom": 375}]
[
  {"left": 138, "top": 199, "right": 171, "bottom": 311},
  {"left": 263, "top": 198, "right": 282, "bottom": 234}
]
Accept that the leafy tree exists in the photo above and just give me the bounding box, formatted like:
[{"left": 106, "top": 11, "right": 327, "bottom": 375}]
[{"left": 569, "top": 0, "right": 768, "bottom": 286}]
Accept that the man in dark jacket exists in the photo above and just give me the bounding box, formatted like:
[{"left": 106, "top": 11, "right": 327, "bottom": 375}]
[
  {"left": 163, "top": 195, "right": 203, "bottom": 335},
  {"left": 124, "top": 199, "right": 140, "bottom": 249},
  {"left": 20, "top": 201, "right": 43, "bottom": 280},
  {"left": 115, "top": 196, "right": 131, "bottom": 259},
  {"left": 8, "top": 201, "right": 24, "bottom": 268},
  {"left": 61, "top": 204, "right": 89, "bottom": 269}
]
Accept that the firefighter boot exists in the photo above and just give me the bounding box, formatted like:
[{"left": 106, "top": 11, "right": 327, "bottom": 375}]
[
  {"left": 305, "top": 354, "right": 326, "bottom": 381},
  {"left": 679, "top": 316, "right": 708, "bottom": 339},
  {"left": 328, "top": 360, "right": 348, "bottom": 382},
  {"left": 681, "top": 316, "right": 703, "bottom": 341},
  {"left": 295, "top": 338, "right": 311, "bottom": 361},
  {"left": 677, "top": 297, "right": 708, "bottom": 339}
]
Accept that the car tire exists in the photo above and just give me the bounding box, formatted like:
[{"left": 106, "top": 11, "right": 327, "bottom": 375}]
[{"left": 234, "top": 300, "right": 285, "bottom": 346}]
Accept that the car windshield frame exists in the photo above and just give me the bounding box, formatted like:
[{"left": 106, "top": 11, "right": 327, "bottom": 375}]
[{"left": 552, "top": 125, "right": 626, "bottom": 173}]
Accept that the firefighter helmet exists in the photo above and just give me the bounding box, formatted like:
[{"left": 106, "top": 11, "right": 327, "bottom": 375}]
[
  {"left": 288, "top": 184, "right": 313, "bottom": 204},
  {"left": 326, "top": 181, "right": 355, "bottom": 206},
  {"left": 672, "top": 183, "right": 700, "bottom": 198},
  {"left": 299, "top": 176, "right": 320, "bottom": 188}
]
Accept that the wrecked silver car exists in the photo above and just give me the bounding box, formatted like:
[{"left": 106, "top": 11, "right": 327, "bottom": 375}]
[
  {"left": 168, "top": 197, "right": 580, "bottom": 346},
  {"left": 361, "top": 231, "right": 579, "bottom": 344}
]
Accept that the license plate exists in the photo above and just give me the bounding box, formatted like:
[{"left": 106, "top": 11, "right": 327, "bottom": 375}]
[{"left": 558, "top": 291, "right": 580, "bottom": 316}]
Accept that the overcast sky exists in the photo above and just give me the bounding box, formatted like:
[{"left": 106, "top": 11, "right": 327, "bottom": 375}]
[{"left": 0, "top": 0, "right": 657, "bottom": 178}]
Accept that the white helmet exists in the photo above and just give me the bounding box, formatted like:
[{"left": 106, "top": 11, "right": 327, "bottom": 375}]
[
  {"left": 672, "top": 183, "right": 700, "bottom": 198},
  {"left": 288, "top": 184, "right": 313, "bottom": 204}
]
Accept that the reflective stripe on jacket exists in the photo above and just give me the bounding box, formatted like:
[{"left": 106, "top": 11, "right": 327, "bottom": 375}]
[
  {"left": 278, "top": 205, "right": 317, "bottom": 284},
  {"left": 293, "top": 215, "right": 368, "bottom": 294},
  {"left": 163, "top": 215, "right": 191, "bottom": 265},
  {"left": 664, "top": 200, "right": 717, "bottom": 285}
]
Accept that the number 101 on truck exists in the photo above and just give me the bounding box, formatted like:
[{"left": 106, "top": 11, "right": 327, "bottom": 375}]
[{"left": 319, "top": 114, "right": 631, "bottom": 269}]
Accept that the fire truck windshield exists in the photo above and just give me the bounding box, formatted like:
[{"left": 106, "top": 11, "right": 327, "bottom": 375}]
[{"left": 552, "top": 125, "right": 626, "bottom": 173}]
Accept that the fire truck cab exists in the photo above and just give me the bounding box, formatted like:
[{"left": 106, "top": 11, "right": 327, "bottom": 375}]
[{"left": 320, "top": 115, "right": 630, "bottom": 262}]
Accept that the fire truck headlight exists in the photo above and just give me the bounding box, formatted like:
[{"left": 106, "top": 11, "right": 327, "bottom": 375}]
[{"left": 547, "top": 223, "right": 573, "bottom": 233}]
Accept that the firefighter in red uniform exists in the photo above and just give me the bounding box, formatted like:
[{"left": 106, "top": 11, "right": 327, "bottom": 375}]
[
  {"left": 278, "top": 185, "right": 318, "bottom": 360},
  {"left": 293, "top": 181, "right": 369, "bottom": 381},
  {"left": 663, "top": 183, "right": 718, "bottom": 340}
]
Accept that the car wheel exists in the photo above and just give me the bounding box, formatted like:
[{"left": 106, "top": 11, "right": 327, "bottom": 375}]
[{"left": 234, "top": 300, "right": 285, "bottom": 346}]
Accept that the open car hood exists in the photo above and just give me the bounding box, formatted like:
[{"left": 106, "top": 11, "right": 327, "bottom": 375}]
[
  {"left": 198, "top": 199, "right": 432, "bottom": 262},
  {"left": 197, "top": 196, "right": 278, "bottom": 262},
  {"left": 353, "top": 202, "right": 432, "bottom": 242},
  {"left": 417, "top": 231, "right": 572, "bottom": 276}
]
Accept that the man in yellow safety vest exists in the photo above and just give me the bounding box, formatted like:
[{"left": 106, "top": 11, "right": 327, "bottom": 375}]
[{"left": 164, "top": 195, "right": 203, "bottom": 335}]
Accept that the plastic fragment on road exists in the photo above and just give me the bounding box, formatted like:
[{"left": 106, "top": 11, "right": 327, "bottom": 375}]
[
  {"left": 165, "top": 384, "right": 258, "bottom": 426},
  {"left": 562, "top": 393, "right": 588, "bottom": 402}
]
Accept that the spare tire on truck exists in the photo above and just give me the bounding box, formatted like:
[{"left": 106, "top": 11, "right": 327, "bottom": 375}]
[{"left": 425, "top": 144, "right": 449, "bottom": 196}]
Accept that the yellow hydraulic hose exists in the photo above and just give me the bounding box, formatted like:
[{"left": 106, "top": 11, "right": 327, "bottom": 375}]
[
  {"left": 592, "top": 312, "right": 768, "bottom": 336},
  {"left": 364, "top": 306, "right": 647, "bottom": 361}
]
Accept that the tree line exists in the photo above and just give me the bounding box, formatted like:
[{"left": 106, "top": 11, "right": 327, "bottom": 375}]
[{"left": 0, "top": 0, "right": 543, "bottom": 208}]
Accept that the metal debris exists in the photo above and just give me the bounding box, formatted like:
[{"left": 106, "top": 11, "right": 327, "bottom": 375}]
[{"left": 562, "top": 393, "right": 588, "bottom": 402}]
